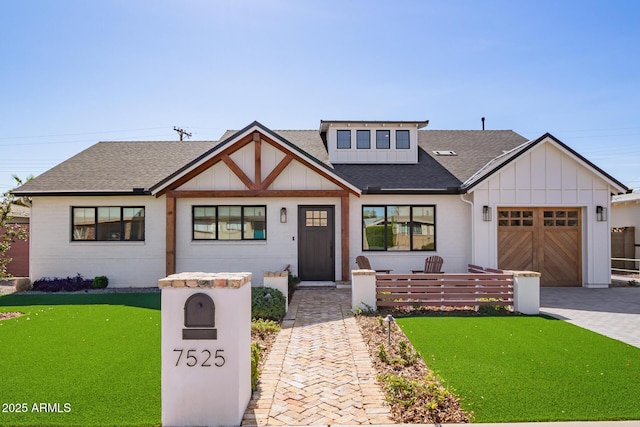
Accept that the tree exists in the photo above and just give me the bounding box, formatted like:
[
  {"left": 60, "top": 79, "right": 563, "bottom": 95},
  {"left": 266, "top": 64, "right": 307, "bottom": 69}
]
[{"left": 0, "top": 176, "right": 32, "bottom": 279}]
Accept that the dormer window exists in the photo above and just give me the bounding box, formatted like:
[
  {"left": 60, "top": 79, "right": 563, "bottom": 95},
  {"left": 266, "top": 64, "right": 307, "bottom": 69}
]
[
  {"left": 337, "top": 130, "right": 351, "bottom": 149},
  {"left": 320, "top": 120, "right": 427, "bottom": 164},
  {"left": 376, "top": 130, "right": 390, "bottom": 149},
  {"left": 357, "top": 130, "right": 370, "bottom": 149},
  {"left": 396, "top": 130, "right": 410, "bottom": 149}
]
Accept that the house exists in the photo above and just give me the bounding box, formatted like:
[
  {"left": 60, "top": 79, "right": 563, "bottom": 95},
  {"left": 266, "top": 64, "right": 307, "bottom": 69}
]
[
  {"left": 13, "top": 120, "right": 628, "bottom": 288},
  {"left": 611, "top": 191, "right": 640, "bottom": 270}
]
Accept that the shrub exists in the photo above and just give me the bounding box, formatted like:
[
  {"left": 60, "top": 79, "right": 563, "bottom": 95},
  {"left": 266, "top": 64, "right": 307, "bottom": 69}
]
[
  {"left": 251, "top": 287, "right": 286, "bottom": 321},
  {"left": 32, "top": 274, "right": 93, "bottom": 292},
  {"left": 251, "top": 318, "right": 281, "bottom": 339},
  {"left": 251, "top": 342, "right": 262, "bottom": 391},
  {"left": 91, "top": 276, "right": 109, "bottom": 289}
]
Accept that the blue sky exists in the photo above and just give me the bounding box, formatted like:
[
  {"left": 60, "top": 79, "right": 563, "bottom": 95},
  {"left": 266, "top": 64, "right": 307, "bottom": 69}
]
[{"left": 1, "top": 0, "right": 639, "bottom": 191}]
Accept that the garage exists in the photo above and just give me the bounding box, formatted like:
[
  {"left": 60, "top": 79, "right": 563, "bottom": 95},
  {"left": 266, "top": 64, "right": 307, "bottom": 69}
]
[{"left": 498, "top": 207, "right": 581, "bottom": 286}]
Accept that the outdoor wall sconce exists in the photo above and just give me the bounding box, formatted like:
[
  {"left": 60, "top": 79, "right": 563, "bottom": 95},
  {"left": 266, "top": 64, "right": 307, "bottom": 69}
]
[
  {"left": 482, "top": 205, "right": 492, "bottom": 222},
  {"left": 280, "top": 207, "right": 287, "bottom": 223},
  {"left": 596, "top": 205, "right": 607, "bottom": 222}
]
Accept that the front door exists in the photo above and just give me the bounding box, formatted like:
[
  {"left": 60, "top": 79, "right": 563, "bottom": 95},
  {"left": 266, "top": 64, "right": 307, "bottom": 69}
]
[{"left": 298, "top": 206, "right": 335, "bottom": 281}]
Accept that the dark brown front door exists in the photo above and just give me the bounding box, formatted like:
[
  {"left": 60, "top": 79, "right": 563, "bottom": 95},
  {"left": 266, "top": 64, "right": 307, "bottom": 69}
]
[
  {"left": 298, "top": 206, "right": 335, "bottom": 281},
  {"left": 498, "top": 207, "right": 582, "bottom": 287}
]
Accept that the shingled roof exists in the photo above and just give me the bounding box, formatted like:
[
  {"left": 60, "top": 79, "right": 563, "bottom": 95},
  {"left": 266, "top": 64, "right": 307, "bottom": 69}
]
[
  {"left": 14, "top": 140, "right": 216, "bottom": 195},
  {"left": 13, "top": 124, "right": 532, "bottom": 196}
]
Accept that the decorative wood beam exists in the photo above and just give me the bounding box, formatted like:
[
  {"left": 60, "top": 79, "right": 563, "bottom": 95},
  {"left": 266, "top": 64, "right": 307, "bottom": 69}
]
[
  {"left": 166, "top": 196, "right": 176, "bottom": 276},
  {"left": 254, "top": 133, "right": 262, "bottom": 189},
  {"left": 167, "top": 189, "right": 349, "bottom": 198},
  {"left": 260, "top": 154, "right": 293, "bottom": 190},
  {"left": 341, "top": 194, "right": 350, "bottom": 281},
  {"left": 221, "top": 153, "right": 256, "bottom": 190}
]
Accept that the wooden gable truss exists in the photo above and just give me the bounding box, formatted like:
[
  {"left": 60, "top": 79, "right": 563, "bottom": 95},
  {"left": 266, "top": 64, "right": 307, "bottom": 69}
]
[{"left": 160, "top": 129, "right": 359, "bottom": 281}]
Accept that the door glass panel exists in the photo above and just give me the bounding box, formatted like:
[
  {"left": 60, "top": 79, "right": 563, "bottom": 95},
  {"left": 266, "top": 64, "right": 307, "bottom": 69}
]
[{"left": 306, "top": 210, "right": 328, "bottom": 227}]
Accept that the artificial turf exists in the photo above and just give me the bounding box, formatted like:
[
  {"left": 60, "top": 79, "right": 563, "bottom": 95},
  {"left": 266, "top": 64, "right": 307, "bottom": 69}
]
[
  {"left": 0, "top": 293, "right": 161, "bottom": 427},
  {"left": 397, "top": 315, "right": 640, "bottom": 423}
]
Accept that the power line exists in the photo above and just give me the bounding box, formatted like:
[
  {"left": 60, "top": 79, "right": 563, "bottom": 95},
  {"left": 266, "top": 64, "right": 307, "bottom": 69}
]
[{"left": 0, "top": 126, "right": 169, "bottom": 140}]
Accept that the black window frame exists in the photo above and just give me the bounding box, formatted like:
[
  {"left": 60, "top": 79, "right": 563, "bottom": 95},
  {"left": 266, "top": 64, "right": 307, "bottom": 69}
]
[
  {"left": 361, "top": 205, "right": 436, "bottom": 251},
  {"left": 356, "top": 130, "right": 371, "bottom": 149},
  {"left": 192, "top": 205, "right": 267, "bottom": 241},
  {"left": 396, "top": 130, "right": 410, "bottom": 149},
  {"left": 71, "top": 206, "right": 145, "bottom": 242},
  {"left": 376, "top": 129, "right": 390, "bottom": 149},
  {"left": 337, "top": 130, "right": 351, "bottom": 149}
]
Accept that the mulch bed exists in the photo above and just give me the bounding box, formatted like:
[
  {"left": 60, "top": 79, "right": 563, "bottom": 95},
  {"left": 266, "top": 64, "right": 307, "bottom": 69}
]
[{"left": 355, "top": 310, "right": 471, "bottom": 424}]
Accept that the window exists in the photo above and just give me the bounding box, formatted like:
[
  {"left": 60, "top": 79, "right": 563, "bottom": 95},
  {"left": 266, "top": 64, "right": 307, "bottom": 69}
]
[
  {"left": 376, "top": 130, "right": 390, "bottom": 149},
  {"left": 337, "top": 130, "right": 351, "bottom": 149},
  {"left": 72, "top": 206, "right": 145, "bottom": 241},
  {"left": 193, "top": 205, "right": 266, "bottom": 240},
  {"left": 396, "top": 130, "right": 410, "bottom": 149},
  {"left": 362, "top": 205, "right": 435, "bottom": 251},
  {"left": 356, "top": 130, "right": 370, "bottom": 149},
  {"left": 305, "top": 209, "right": 328, "bottom": 227}
]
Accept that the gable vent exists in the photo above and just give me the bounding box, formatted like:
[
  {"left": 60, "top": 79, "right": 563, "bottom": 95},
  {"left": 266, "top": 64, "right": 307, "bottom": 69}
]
[{"left": 433, "top": 150, "right": 457, "bottom": 156}]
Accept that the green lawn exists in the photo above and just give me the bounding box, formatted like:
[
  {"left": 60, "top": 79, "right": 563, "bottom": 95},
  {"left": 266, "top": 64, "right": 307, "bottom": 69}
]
[
  {"left": 397, "top": 315, "right": 640, "bottom": 423},
  {"left": 0, "top": 293, "right": 161, "bottom": 427}
]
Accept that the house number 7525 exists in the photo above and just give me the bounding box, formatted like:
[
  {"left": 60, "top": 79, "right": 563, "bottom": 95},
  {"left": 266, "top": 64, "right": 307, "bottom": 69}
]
[{"left": 173, "top": 349, "right": 225, "bottom": 367}]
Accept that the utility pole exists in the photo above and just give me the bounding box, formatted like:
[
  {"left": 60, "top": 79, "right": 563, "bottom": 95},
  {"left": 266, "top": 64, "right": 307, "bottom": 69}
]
[{"left": 173, "top": 126, "right": 192, "bottom": 141}]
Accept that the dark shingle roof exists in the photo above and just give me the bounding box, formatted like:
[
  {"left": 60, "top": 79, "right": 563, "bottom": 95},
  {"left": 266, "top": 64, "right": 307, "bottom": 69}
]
[
  {"left": 14, "top": 126, "right": 530, "bottom": 195},
  {"left": 14, "top": 141, "right": 216, "bottom": 195},
  {"left": 418, "top": 130, "right": 529, "bottom": 183},
  {"left": 333, "top": 149, "right": 461, "bottom": 192},
  {"left": 327, "top": 130, "right": 528, "bottom": 192}
]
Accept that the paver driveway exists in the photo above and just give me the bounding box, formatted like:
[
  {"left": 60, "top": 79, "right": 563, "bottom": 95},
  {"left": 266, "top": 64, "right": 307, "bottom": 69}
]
[
  {"left": 242, "top": 288, "right": 392, "bottom": 426},
  {"left": 540, "top": 287, "right": 640, "bottom": 348}
]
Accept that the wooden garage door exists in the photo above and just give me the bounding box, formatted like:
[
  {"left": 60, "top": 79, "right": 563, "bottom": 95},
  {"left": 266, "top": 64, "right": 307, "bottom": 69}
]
[{"left": 498, "top": 208, "right": 581, "bottom": 287}]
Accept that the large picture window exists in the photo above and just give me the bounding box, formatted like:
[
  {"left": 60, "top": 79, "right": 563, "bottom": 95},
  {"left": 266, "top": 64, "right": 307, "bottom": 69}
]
[
  {"left": 193, "top": 205, "right": 266, "bottom": 240},
  {"left": 72, "top": 206, "right": 145, "bottom": 241},
  {"left": 362, "top": 205, "right": 435, "bottom": 251}
]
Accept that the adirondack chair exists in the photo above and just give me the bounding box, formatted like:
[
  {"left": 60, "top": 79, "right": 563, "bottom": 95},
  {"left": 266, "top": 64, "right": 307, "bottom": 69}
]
[
  {"left": 412, "top": 255, "right": 444, "bottom": 273},
  {"left": 355, "top": 255, "right": 392, "bottom": 274}
]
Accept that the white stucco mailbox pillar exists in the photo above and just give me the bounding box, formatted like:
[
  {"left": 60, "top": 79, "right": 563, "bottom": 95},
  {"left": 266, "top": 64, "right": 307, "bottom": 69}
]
[{"left": 159, "top": 272, "right": 252, "bottom": 427}]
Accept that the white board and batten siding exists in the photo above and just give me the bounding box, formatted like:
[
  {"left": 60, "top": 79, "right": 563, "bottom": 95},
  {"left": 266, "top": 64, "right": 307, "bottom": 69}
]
[
  {"left": 30, "top": 196, "right": 166, "bottom": 287},
  {"left": 326, "top": 124, "right": 419, "bottom": 164},
  {"left": 470, "top": 137, "right": 617, "bottom": 287}
]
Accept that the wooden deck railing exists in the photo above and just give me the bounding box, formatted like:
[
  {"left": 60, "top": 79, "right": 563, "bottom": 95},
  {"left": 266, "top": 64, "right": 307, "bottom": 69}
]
[{"left": 375, "top": 271, "right": 514, "bottom": 309}]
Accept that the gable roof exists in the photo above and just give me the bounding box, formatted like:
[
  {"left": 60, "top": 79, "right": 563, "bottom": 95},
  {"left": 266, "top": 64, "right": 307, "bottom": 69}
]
[
  {"left": 12, "top": 122, "right": 627, "bottom": 197},
  {"left": 150, "top": 121, "right": 360, "bottom": 196},
  {"left": 461, "top": 132, "right": 629, "bottom": 193}
]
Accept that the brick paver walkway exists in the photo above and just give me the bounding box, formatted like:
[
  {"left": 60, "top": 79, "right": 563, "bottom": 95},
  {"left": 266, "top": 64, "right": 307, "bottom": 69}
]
[{"left": 242, "top": 288, "right": 392, "bottom": 426}]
